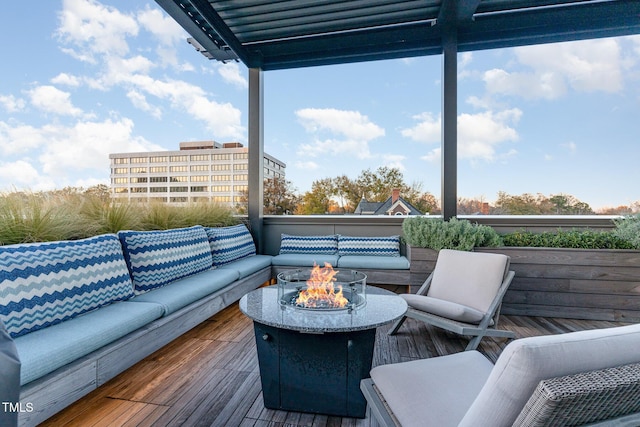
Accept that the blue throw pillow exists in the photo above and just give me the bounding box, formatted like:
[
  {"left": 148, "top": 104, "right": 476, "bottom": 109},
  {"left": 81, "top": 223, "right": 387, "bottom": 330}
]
[
  {"left": 206, "top": 224, "right": 256, "bottom": 267},
  {"left": 337, "top": 235, "right": 401, "bottom": 257},
  {"left": 279, "top": 234, "right": 338, "bottom": 254},
  {"left": 0, "top": 234, "right": 134, "bottom": 338},
  {"left": 118, "top": 225, "right": 213, "bottom": 294}
]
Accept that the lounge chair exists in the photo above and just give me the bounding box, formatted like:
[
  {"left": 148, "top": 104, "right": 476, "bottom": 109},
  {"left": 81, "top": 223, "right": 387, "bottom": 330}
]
[
  {"left": 361, "top": 323, "right": 640, "bottom": 426},
  {"left": 389, "top": 249, "right": 515, "bottom": 350}
]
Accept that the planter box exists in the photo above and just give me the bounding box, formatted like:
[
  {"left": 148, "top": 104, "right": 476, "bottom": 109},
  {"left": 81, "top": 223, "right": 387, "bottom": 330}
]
[{"left": 409, "top": 246, "right": 640, "bottom": 322}]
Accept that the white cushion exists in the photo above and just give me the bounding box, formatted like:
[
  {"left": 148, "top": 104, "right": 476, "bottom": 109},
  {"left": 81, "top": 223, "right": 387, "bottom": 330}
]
[
  {"left": 459, "top": 323, "right": 640, "bottom": 427},
  {"left": 428, "top": 249, "right": 508, "bottom": 313},
  {"left": 402, "top": 294, "right": 486, "bottom": 324},
  {"left": 371, "top": 351, "right": 494, "bottom": 427}
]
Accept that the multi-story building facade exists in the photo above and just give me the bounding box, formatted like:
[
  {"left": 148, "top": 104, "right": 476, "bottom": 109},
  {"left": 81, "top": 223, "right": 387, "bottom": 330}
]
[{"left": 109, "top": 141, "right": 285, "bottom": 208}]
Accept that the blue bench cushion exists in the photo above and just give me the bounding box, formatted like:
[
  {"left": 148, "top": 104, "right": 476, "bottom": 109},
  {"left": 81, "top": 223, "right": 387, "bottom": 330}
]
[
  {"left": 279, "top": 234, "right": 338, "bottom": 254},
  {"left": 337, "top": 255, "right": 410, "bottom": 270},
  {"left": 130, "top": 268, "right": 240, "bottom": 316},
  {"left": 0, "top": 234, "right": 134, "bottom": 338},
  {"left": 338, "top": 235, "right": 401, "bottom": 256},
  {"left": 206, "top": 224, "right": 256, "bottom": 267},
  {"left": 14, "top": 300, "right": 163, "bottom": 385},
  {"left": 217, "top": 254, "right": 272, "bottom": 279},
  {"left": 118, "top": 226, "right": 213, "bottom": 294},
  {"left": 271, "top": 253, "right": 340, "bottom": 267}
]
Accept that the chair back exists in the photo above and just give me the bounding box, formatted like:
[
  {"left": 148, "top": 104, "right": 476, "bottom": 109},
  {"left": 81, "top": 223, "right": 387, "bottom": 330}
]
[
  {"left": 428, "top": 249, "right": 510, "bottom": 313},
  {"left": 458, "top": 323, "right": 640, "bottom": 427}
]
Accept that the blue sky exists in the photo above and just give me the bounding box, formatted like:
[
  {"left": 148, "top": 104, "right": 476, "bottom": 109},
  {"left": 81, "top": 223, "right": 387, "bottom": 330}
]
[{"left": 1, "top": 0, "right": 639, "bottom": 211}]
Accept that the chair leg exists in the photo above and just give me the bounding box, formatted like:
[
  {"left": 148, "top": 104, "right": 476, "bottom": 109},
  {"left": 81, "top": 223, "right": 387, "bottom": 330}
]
[
  {"left": 465, "top": 334, "right": 485, "bottom": 351},
  {"left": 388, "top": 316, "right": 406, "bottom": 335}
]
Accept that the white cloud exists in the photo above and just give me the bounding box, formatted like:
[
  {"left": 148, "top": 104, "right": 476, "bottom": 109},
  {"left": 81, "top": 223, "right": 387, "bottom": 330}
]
[
  {"left": 137, "top": 5, "right": 186, "bottom": 68},
  {"left": 218, "top": 62, "right": 248, "bottom": 89},
  {"left": 484, "top": 68, "right": 566, "bottom": 100},
  {"left": 294, "top": 160, "right": 319, "bottom": 170},
  {"left": 0, "top": 95, "right": 26, "bottom": 112},
  {"left": 51, "top": 73, "right": 81, "bottom": 87},
  {"left": 56, "top": 0, "right": 139, "bottom": 62},
  {"left": 27, "top": 85, "right": 84, "bottom": 117},
  {"left": 562, "top": 141, "right": 577, "bottom": 154},
  {"left": 0, "top": 160, "right": 50, "bottom": 190},
  {"left": 402, "top": 109, "right": 521, "bottom": 162},
  {"left": 0, "top": 122, "right": 48, "bottom": 155},
  {"left": 382, "top": 154, "right": 406, "bottom": 171},
  {"left": 295, "top": 108, "right": 385, "bottom": 159},
  {"left": 126, "top": 90, "right": 162, "bottom": 118}
]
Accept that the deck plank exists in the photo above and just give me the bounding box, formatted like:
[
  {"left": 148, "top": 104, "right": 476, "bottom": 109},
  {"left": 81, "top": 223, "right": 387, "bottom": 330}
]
[{"left": 40, "top": 298, "right": 630, "bottom": 427}]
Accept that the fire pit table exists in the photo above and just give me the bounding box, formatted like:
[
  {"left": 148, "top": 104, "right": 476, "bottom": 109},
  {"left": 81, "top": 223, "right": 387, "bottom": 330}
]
[{"left": 239, "top": 265, "right": 407, "bottom": 418}]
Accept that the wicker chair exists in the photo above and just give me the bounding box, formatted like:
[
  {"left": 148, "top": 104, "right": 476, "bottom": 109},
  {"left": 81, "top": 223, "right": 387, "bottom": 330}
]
[{"left": 361, "top": 323, "right": 640, "bottom": 427}]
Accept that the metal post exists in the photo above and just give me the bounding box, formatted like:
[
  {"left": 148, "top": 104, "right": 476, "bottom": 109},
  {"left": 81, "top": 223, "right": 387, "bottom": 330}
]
[{"left": 248, "top": 68, "right": 264, "bottom": 252}]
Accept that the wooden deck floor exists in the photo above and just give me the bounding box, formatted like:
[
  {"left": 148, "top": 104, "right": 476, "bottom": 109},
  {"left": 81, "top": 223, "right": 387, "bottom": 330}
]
[{"left": 40, "top": 294, "right": 630, "bottom": 427}]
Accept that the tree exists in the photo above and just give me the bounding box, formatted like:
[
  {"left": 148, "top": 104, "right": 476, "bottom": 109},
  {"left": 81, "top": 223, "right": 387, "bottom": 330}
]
[
  {"left": 296, "top": 178, "right": 334, "bottom": 214},
  {"left": 263, "top": 176, "right": 299, "bottom": 215}
]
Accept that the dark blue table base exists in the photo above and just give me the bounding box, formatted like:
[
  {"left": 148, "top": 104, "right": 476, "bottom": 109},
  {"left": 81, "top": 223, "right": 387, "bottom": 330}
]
[{"left": 253, "top": 322, "right": 375, "bottom": 418}]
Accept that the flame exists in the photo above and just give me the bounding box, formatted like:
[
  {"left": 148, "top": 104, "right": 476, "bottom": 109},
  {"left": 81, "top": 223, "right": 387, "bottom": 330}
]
[{"left": 295, "top": 263, "right": 349, "bottom": 308}]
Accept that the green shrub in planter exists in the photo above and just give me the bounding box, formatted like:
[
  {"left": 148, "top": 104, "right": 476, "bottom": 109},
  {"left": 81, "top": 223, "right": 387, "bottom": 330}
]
[
  {"left": 612, "top": 214, "right": 640, "bottom": 249},
  {"left": 502, "top": 229, "right": 635, "bottom": 249},
  {"left": 402, "top": 217, "right": 502, "bottom": 251}
]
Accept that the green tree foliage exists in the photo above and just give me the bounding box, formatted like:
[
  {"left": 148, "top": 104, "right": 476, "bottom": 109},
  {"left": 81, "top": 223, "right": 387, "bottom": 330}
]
[
  {"left": 263, "top": 176, "right": 300, "bottom": 215},
  {"left": 494, "top": 192, "right": 593, "bottom": 215},
  {"left": 296, "top": 178, "right": 334, "bottom": 214}
]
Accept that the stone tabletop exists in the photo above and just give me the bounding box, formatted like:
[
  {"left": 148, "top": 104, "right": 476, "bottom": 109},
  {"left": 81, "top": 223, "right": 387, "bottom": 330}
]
[{"left": 239, "top": 285, "right": 408, "bottom": 333}]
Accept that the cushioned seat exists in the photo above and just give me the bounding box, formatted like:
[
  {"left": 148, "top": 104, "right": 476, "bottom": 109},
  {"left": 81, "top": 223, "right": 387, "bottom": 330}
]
[
  {"left": 130, "top": 268, "right": 240, "bottom": 316},
  {"left": 337, "top": 255, "right": 409, "bottom": 270},
  {"left": 217, "top": 254, "right": 272, "bottom": 278},
  {"left": 271, "top": 253, "right": 340, "bottom": 267},
  {"left": 14, "top": 301, "right": 164, "bottom": 385}
]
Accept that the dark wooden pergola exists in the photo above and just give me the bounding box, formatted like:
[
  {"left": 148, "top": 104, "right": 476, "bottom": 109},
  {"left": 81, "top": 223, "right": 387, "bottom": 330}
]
[{"left": 153, "top": 0, "right": 640, "bottom": 244}]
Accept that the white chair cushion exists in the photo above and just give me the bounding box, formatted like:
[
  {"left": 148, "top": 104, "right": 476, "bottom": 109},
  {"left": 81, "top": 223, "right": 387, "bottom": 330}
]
[
  {"left": 458, "top": 323, "right": 640, "bottom": 427},
  {"left": 371, "top": 350, "right": 494, "bottom": 427},
  {"left": 402, "top": 294, "right": 486, "bottom": 324},
  {"left": 428, "top": 249, "right": 508, "bottom": 313}
]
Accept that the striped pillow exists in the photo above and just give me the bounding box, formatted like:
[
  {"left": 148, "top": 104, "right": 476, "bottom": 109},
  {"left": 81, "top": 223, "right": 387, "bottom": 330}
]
[
  {"left": 118, "top": 226, "right": 213, "bottom": 294},
  {"left": 0, "top": 234, "right": 134, "bottom": 338},
  {"left": 338, "top": 235, "right": 401, "bottom": 257},
  {"left": 279, "top": 234, "right": 338, "bottom": 255},
  {"left": 206, "top": 224, "right": 256, "bottom": 267}
]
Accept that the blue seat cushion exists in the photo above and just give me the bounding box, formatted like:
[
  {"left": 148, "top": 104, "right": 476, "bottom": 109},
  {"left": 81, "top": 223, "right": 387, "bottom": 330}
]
[
  {"left": 279, "top": 234, "right": 338, "bottom": 254},
  {"left": 130, "top": 268, "right": 240, "bottom": 316},
  {"left": 206, "top": 224, "right": 256, "bottom": 267},
  {"left": 338, "top": 235, "right": 401, "bottom": 256},
  {"left": 14, "top": 301, "right": 163, "bottom": 385},
  {"left": 118, "top": 226, "right": 213, "bottom": 294},
  {"left": 337, "top": 255, "right": 410, "bottom": 270},
  {"left": 0, "top": 234, "right": 134, "bottom": 338},
  {"left": 217, "top": 255, "right": 272, "bottom": 279},
  {"left": 271, "top": 253, "right": 340, "bottom": 267}
]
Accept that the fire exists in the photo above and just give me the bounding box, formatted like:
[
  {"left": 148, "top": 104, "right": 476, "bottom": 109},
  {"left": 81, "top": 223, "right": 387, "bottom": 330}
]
[{"left": 295, "top": 263, "right": 349, "bottom": 308}]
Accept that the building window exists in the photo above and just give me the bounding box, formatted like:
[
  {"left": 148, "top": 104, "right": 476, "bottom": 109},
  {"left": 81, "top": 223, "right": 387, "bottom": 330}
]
[
  {"left": 213, "top": 154, "right": 230, "bottom": 161},
  {"left": 150, "top": 156, "right": 167, "bottom": 163},
  {"left": 130, "top": 167, "right": 147, "bottom": 174},
  {"left": 233, "top": 195, "right": 244, "bottom": 203},
  {"left": 212, "top": 164, "right": 230, "bottom": 171},
  {"left": 114, "top": 187, "right": 128, "bottom": 193},
  {"left": 170, "top": 197, "right": 188, "bottom": 203},
  {"left": 190, "top": 175, "right": 209, "bottom": 182},
  {"left": 233, "top": 163, "right": 248, "bottom": 170},
  {"left": 190, "top": 154, "right": 209, "bottom": 161},
  {"left": 170, "top": 166, "right": 188, "bottom": 172},
  {"left": 130, "top": 177, "right": 147, "bottom": 183},
  {"left": 213, "top": 196, "right": 231, "bottom": 202},
  {"left": 149, "top": 187, "right": 167, "bottom": 193},
  {"left": 150, "top": 176, "right": 168, "bottom": 183},
  {"left": 212, "top": 175, "right": 230, "bottom": 181},
  {"left": 170, "top": 186, "right": 188, "bottom": 192},
  {"left": 131, "top": 187, "right": 147, "bottom": 193},
  {"left": 114, "top": 158, "right": 128, "bottom": 164},
  {"left": 114, "top": 168, "right": 128, "bottom": 174},
  {"left": 113, "top": 178, "right": 127, "bottom": 184},
  {"left": 190, "top": 186, "right": 208, "bottom": 192},
  {"left": 234, "top": 185, "right": 247, "bottom": 192},
  {"left": 191, "top": 164, "right": 209, "bottom": 171},
  {"left": 150, "top": 166, "right": 167, "bottom": 173},
  {"left": 234, "top": 153, "right": 248, "bottom": 160},
  {"left": 169, "top": 155, "right": 187, "bottom": 162},
  {"left": 212, "top": 185, "right": 231, "bottom": 192},
  {"left": 130, "top": 157, "right": 147, "bottom": 163},
  {"left": 234, "top": 174, "right": 248, "bottom": 181},
  {"left": 170, "top": 176, "right": 188, "bottom": 182}
]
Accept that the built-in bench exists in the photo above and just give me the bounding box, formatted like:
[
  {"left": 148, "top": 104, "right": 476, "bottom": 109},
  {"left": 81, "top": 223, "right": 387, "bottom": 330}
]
[
  {"left": 0, "top": 224, "right": 270, "bottom": 427},
  {"left": 270, "top": 234, "right": 411, "bottom": 290}
]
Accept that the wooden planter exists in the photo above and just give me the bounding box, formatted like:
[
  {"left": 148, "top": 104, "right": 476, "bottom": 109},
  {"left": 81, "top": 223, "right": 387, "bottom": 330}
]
[{"left": 408, "top": 246, "right": 640, "bottom": 322}]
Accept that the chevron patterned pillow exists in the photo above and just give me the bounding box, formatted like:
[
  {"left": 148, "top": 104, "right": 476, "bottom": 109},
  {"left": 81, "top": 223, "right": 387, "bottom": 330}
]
[
  {"left": 206, "top": 224, "right": 256, "bottom": 267},
  {"left": 337, "top": 235, "right": 401, "bottom": 256},
  {"left": 118, "top": 225, "right": 213, "bottom": 294},
  {"left": 0, "top": 234, "right": 134, "bottom": 338},
  {"left": 279, "top": 234, "right": 338, "bottom": 254}
]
